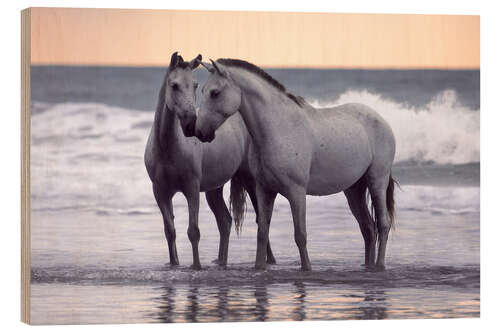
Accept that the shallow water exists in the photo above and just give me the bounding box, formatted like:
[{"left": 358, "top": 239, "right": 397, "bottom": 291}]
[
  {"left": 30, "top": 189, "right": 480, "bottom": 324},
  {"left": 31, "top": 282, "right": 479, "bottom": 324}
]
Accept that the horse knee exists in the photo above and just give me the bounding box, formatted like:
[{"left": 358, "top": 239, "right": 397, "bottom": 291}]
[
  {"left": 187, "top": 226, "right": 200, "bottom": 243},
  {"left": 377, "top": 221, "right": 390, "bottom": 238},
  {"left": 257, "top": 225, "right": 269, "bottom": 244},
  {"left": 363, "top": 227, "right": 376, "bottom": 244},
  {"left": 221, "top": 219, "right": 232, "bottom": 237},
  {"left": 164, "top": 224, "right": 176, "bottom": 242},
  {"left": 294, "top": 231, "right": 307, "bottom": 248}
]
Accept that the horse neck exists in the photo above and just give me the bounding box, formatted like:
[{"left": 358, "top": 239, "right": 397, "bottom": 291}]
[
  {"left": 233, "top": 71, "right": 304, "bottom": 148},
  {"left": 154, "top": 100, "right": 183, "bottom": 153}
]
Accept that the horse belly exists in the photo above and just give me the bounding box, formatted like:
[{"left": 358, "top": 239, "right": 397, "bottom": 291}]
[
  {"left": 200, "top": 158, "right": 240, "bottom": 191},
  {"left": 306, "top": 129, "right": 372, "bottom": 196},
  {"left": 306, "top": 161, "right": 369, "bottom": 195}
]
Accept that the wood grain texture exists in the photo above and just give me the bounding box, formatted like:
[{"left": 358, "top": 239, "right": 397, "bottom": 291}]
[
  {"left": 20, "top": 6, "right": 480, "bottom": 324},
  {"left": 29, "top": 7, "right": 479, "bottom": 68},
  {"left": 21, "top": 7, "right": 31, "bottom": 325}
]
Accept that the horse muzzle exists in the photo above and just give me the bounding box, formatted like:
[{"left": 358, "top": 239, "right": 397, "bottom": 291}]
[
  {"left": 195, "top": 128, "right": 215, "bottom": 143},
  {"left": 180, "top": 115, "right": 197, "bottom": 137}
]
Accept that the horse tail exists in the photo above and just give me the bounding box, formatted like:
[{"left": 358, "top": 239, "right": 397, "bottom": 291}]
[
  {"left": 386, "top": 174, "right": 397, "bottom": 230},
  {"left": 230, "top": 173, "right": 247, "bottom": 236}
]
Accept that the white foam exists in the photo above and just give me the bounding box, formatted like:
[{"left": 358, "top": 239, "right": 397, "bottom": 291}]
[
  {"left": 30, "top": 102, "right": 155, "bottom": 213},
  {"left": 310, "top": 89, "right": 480, "bottom": 165}
]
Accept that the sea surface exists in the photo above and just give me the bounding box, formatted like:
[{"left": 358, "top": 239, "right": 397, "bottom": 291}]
[{"left": 29, "top": 66, "right": 480, "bottom": 324}]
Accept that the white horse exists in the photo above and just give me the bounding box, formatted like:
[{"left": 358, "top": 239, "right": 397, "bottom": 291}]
[
  {"left": 192, "top": 59, "right": 396, "bottom": 271},
  {"left": 144, "top": 53, "right": 276, "bottom": 269}
]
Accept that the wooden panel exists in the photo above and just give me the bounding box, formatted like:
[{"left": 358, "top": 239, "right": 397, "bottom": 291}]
[
  {"left": 29, "top": 8, "right": 479, "bottom": 68},
  {"left": 21, "top": 7, "right": 31, "bottom": 325}
]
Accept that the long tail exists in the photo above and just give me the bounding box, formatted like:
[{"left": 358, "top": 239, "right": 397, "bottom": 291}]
[
  {"left": 230, "top": 174, "right": 247, "bottom": 236},
  {"left": 386, "top": 174, "right": 397, "bottom": 230}
]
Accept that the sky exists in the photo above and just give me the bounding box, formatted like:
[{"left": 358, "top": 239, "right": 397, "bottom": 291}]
[{"left": 29, "top": 7, "right": 479, "bottom": 68}]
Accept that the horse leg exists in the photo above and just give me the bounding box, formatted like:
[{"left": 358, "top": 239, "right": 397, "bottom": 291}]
[
  {"left": 153, "top": 184, "right": 178, "bottom": 265},
  {"left": 286, "top": 186, "right": 312, "bottom": 271},
  {"left": 254, "top": 183, "right": 277, "bottom": 270},
  {"left": 205, "top": 187, "right": 232, "bottom": 267},
  {"left": 368, "top": 174, "right": 392, "bottom": 270},
  {"left": 184, "top": 183, "right": 202, "bottom": 270},
  {"left": 344, "top": 179, "right": 377, "bottom": 267},
  {"left": 246, "top": 181, "right": 277, "bottom": 264}
]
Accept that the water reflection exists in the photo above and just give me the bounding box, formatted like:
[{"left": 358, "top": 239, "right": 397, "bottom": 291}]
[
  {"left": 185, "top": 285, "right": 199, "bottom": 323},
  {"left": 148, "top": 281, "right": 473, "bottom": 323},
  {"left": 254, "top": 284, "right": 269, "bottom": 321},
  {"left": 216, "top": 285, "right": 229, "bottom": 320},
  {"left": 154, "top": 285, "right": 176, "bottom": 323},
  {"left": 292, "top": 282, "right": 307, "bottom": 321},
  {"left": 356, "top": 289, "right": 388, "bottom": 320},
  {"left": 150, "top": 283, "right": 388, "bottom": 323},
  {"left": 151, "top": 282, "right": 308, "bottom": 323}
]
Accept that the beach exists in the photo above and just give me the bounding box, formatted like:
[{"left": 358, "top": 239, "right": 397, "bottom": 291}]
[{"left": 29, "top": 66, "right": 480, "bottom": 324}]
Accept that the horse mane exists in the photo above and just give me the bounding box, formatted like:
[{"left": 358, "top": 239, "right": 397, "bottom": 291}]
[{"left": 216, "top": 58, "right": 306, "bottom": 107}]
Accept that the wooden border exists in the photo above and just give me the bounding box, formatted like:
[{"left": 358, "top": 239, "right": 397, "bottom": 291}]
[
  {"left": 29, "top": 8, "right": 479, "bottom": 69},
  {"left": 21, "top": 7, "right": 31, "bottom": 325}
]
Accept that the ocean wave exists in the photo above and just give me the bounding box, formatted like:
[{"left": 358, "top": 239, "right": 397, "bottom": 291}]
[
  {"left": 29, "top": 98, "right": 479, "bottom": 215},
  {"left": 31, "top": 90, "right": 479, "bottom": 166},
  {"left": 310, "top": 89, "right": 480, "bottom": 165}
]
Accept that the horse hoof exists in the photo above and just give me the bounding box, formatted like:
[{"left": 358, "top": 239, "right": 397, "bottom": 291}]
[
  {"left": 191, "top": 263, "right": 202, "bottom": 270},
  {"left": 211, "top": 258, "right": 221, "bottom": 264},
  {"left": 300, "top": 266, "right": 312, "bottom": 272},
  {"left": 170, "top": 260, "right": 180, "bottom": 266},
  {"left": 362, "top": 263, "right": 376, "bottom": 270},
  {"left": 266, "top": 256, "right": 277, "bottom": 265},
  {"left": 367, "top": 264, "right": 385, "bottom": 272},
  {"left": 255, "top": 263, "right": 267, "bottom": 271}
]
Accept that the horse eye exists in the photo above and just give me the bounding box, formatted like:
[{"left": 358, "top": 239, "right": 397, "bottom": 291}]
[
  {"left": 210, "top": 90, "right": 220, "bottom": 98},
  {"left": 194, "top": 82, "right": 199, "bottom": 90},
  {"left": 172, "top": 83, "right": 179, "bottom": 91}
]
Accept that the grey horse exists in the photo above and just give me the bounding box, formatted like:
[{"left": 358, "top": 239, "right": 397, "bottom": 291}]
[
  {"left": 144, "top": 53, "right": 276, "bottom": 269},
  {"left": 193, "top": 59, "right": 396, "bottom": 271}
]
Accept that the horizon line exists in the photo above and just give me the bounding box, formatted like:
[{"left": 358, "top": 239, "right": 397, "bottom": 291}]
[{"left": 30, "top": 63, "right": 480, "bottom": 71}]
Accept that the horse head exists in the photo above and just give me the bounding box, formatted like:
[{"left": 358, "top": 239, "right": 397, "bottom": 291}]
[
  {"left": 164, "top": 52, "right": 202, "bottom": 137},
  {"left": 196, "top": 60, "right": 242, "bottom": 142}
]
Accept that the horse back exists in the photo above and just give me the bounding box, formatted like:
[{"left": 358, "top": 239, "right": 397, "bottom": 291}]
[
  {"left": 310, "top": 103, "right": 395, "bottom": 155},
  {"left": 305, "top": 103, "right": 395, "bottom": 194}
]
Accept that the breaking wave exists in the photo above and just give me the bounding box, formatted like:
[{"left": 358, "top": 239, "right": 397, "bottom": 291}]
[{"left": 310, "top": 89, "right": 480, "bottom": 165}]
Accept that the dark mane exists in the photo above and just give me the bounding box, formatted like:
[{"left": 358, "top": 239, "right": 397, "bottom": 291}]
[{"left": 216, "top": 58, "right": 306, "bottom": 107}]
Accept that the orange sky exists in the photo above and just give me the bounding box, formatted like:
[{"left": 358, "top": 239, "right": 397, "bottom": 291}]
[{"left": 29, "top": 7, "right": 479, "bottom": 68}]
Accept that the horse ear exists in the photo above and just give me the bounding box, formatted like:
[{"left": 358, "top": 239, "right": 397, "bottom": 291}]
[
  {"left": 210, "top": 59, "right": 227, "bottom": 77},
  {"left": 189, "top": 54, "right": 202, "bottom": 70},
  {"left": 169, "top": 51, "right": 180, "bottom": 70},
  {"left": 201, "top": 61, "right": 214, "bottom": 73}
]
